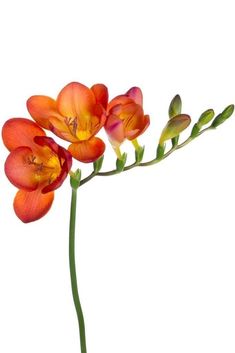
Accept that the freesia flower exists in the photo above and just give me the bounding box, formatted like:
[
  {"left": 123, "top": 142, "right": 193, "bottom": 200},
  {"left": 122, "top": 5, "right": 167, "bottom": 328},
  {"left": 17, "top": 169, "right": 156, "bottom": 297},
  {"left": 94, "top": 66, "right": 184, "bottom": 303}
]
[
  {"left": 27, "top": 82, "right": 108, "bottom": 163},
  {"left": 2, "top": 118, "right": 72, "bottom": 223},
  {"left": 105, "top": 87, "right": 150, "bottom": 158}
]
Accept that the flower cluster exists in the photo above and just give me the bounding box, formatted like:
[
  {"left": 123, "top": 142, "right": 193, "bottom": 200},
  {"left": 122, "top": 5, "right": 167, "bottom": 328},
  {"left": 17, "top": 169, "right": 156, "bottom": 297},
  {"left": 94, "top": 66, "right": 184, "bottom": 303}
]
[
  {"left": 2, "top": 82, "right": 234, "bottom": 223},
  {"left": 2, "top": 82, "right": 150, "bottom": 222}
]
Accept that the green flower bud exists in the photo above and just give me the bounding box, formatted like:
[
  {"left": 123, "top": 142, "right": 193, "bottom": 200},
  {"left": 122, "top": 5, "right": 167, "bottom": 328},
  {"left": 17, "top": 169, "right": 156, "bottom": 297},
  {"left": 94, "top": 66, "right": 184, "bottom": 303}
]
[
  {"left": 169, "top": 95, "right": 182, "bottom": 118},
  {"left": 198, "top": 109, "right": 215, "bottom": 128},
  {"left": 159, "top": 114, "right": 191, "bottom": 144},
  {"left": 212, "top": 104, "right": 234, "bottom": 128}
]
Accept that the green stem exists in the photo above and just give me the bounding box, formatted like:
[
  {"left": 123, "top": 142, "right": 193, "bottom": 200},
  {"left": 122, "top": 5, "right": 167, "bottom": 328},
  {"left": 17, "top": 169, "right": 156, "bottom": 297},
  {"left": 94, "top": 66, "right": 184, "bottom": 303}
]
[
  {"left": 79, "top": 126, "right": 213, "bottom": 185},
  {"left": 69, "top": 187, "right": 87, "bottom": 353},
  {"left": 80, "top": 171, "right": 96, "bottom": 186}
]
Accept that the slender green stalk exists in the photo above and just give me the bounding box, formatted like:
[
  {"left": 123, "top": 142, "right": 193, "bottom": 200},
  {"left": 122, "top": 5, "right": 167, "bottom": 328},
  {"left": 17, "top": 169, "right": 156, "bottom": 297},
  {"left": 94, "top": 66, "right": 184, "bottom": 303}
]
[
  {"left": 79, "top": 126, "right": 212, "bottom": 185},
  {"left": 69, "top": 187, "right": 87, "bottom": 353},
  {"left": 80, "top": 171, "right": 96, "bottom": 186}
]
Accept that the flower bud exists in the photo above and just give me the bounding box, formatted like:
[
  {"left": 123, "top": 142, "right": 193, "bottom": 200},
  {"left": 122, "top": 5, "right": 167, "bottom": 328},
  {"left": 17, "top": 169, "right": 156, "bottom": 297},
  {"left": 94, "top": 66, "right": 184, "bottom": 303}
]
[
  {"left": 198, "top": 109, "right": 215, "bottom": 128},
  {"left": 212, "top": 104, "right": 234, "bottom": 128},
  {"left": 159, "top": 114, "right": 191, "bottom": 145},
  {"left": 168, "top": 95, "right": 182, "bottom": 118}
]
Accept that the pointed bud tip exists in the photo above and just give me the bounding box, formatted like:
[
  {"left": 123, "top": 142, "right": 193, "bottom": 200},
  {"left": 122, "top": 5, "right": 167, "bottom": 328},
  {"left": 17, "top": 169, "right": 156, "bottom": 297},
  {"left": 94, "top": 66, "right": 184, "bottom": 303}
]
[{"left": 168, "top": 94, "right": 182, "bottom": 118}]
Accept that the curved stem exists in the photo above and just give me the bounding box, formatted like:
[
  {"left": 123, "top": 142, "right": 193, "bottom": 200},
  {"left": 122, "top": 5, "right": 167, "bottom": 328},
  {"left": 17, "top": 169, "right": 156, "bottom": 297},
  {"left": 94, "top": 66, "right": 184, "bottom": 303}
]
[
  {"left": 79, "top": 126, "right": 213, "bottom": 186},
  {"left": 80, "top": 171, "right": 96, "bottom": 186},
  {"left": 69, "top": 187, "right": 87, "bottom": 353}
]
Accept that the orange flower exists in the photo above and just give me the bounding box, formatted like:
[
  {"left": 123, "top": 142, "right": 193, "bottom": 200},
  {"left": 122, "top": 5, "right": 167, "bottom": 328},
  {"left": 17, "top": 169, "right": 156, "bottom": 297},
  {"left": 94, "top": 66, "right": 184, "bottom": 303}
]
[
  {"left": 105, "top": 87, "right": 150, "bottom": 157},
  {"left": 27, "top": 82, "right": 108, "bottom": 163},
  {"left": 2, "top": 118, "right": 72, "bottom": 223}
]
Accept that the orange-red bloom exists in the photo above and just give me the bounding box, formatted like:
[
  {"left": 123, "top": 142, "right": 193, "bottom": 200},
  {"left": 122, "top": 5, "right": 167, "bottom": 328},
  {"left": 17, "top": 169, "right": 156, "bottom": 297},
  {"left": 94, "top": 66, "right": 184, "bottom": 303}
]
[
  {"left": 2, "top": 118, "right": 72, "bottom": 223},
  {"left": 27, "top": 82, "right": 108, "bottom": 163},
  {"left": 105, "top": 87, "right": 150, "bottom": 152}
]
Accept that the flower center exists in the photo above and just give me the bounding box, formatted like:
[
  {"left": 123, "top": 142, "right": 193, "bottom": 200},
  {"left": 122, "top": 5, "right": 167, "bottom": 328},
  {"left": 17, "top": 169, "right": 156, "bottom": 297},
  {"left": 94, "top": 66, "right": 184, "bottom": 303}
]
[
  {"left": 65, "top": 116, "right": 93, "bottom": 141},
  {"left": 27, "top": 151, "right": 61, "bottom": 185}
]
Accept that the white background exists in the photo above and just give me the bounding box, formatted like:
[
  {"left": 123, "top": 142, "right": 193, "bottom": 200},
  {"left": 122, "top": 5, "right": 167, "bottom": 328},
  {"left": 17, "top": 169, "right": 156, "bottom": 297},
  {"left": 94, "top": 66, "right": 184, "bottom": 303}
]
[{"left": 0, "top": 1, "right": 235, "bottom": 352}]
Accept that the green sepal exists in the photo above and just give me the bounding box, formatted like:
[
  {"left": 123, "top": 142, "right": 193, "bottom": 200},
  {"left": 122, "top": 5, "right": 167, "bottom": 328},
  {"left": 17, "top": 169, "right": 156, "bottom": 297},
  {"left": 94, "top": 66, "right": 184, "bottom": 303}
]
[
  {"left": 169, "top": 94, "right": 182, "bottom": 118},
  {"left": 198, "top": 109, "right": 215, "bottom": 127},
  {"left": 70, "top": 169, "right": 82, "bottom": 190},
  {"left": 116, "top": 153, "right": 127, "bottom": 172},
  {"left": 156, "top": 143, "right": 165, "bottom": 160},
  {"left": 93, "top": 155, "right": 104, "bottom": 173},
  {"left": 171, "top": 135, "right": 179, "bottom": 147},
  {"left": 190, "top": 123, "right": 201, "bottom": 138},
  {"left": 212, "top": 104, "right": 234, "bottom": 128},
  {"left": 135, "top": 146, "right": 145, "bottom": 164}
]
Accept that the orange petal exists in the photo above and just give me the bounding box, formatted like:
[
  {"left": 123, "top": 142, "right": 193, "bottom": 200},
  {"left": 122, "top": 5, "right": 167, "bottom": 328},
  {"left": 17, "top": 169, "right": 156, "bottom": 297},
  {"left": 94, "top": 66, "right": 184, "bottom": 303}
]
[
  {"left": 126, "top": 114, "right": 150, "bottom": 140},
  {"left": 49, "top": 117, "right": 78, "bottom": 142},
  {"left": 14, "top": 188, "right": 54, "bottom": 223},
  {"left": 112, "top": 103, "right": 144, "bottom": 126},
  {"left": 105, "top": 114, "right": 125, "bottom": 145},
  {"left": 126, "top": 87, "right": 143, "bottom": 106},
  {"left": 5, "top": 146, "right": 39, "bottom": 191},
  {"left": 27, "top": 96, "right": 62, "bottom": 129},
  {"left": 57, "top": 82, "right": 96, "bottom": 118},
  {"left": 2, "top": 118, "right": 45, "bottom": 151},
  {"left": 68, "top": 137, "right": 105, "bottom": 163},
  {"left": 91, "top": 84, "right": 108, "bottom": 109},
  {"left": 111, "top": 103, "right": 147, "bottom": 140}
]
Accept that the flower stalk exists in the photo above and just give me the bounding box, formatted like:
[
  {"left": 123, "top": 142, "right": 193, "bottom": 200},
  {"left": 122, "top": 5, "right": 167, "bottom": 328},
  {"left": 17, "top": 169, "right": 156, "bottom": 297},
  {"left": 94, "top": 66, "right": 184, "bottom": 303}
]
[
  {"left": 80, "top": 124, "right": 213, "bottom": 185},
  {"left": 69, "top": 172, "right": 87, "bottom": 353}
]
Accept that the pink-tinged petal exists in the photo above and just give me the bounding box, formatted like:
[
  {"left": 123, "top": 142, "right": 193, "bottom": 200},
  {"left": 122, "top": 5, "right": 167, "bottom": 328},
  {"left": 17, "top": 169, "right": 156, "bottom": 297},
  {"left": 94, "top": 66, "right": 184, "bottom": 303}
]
[
  {"left": 27, "top": 96, "right": 62, "bottom": 129},
  {"left": 5, "top": 146, "right": 39, "bottom": 191},
  {"left": 105, "top": 114, "right": 125, "bottom": 145},
  {"left": 68, "top": 137, "right": 105, "bottom": 163},
  {"left": 57, "top": 82, "right": 96, "bottom": 118},
  {"left": 34, "top": 136, "right": 72, "bottom": 193},
  {"left": 91, "top": 84, "right": 108, "bottom": 109},
  {"left": 2, "top": 118, "right": 45, "bottom": 151},
  {"left": 107, "top": 95, "right": 133, "bottom": 113},
  {"left": 126, "top": 87, "right": 143, "bottom": 106},
  {"left": 14, "top": 188, "right": 54, "bottom": 223},
  {"left": 49, "top": 117, "right": 78, "bottom": 142}
]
